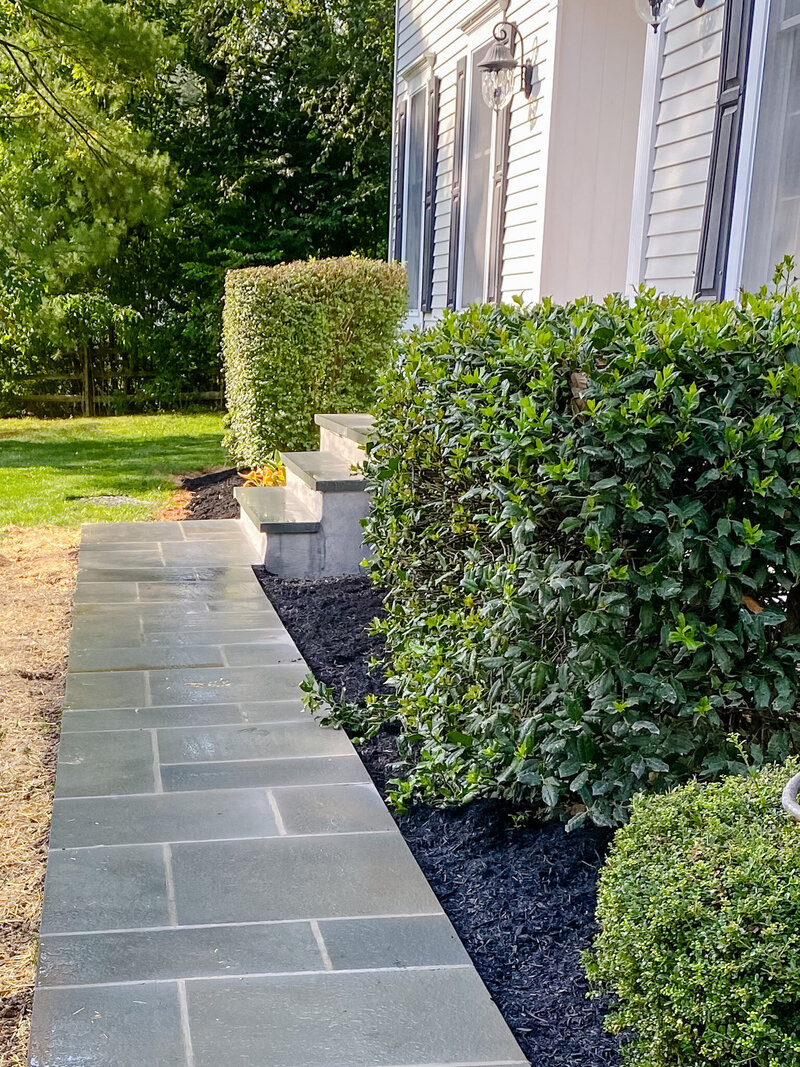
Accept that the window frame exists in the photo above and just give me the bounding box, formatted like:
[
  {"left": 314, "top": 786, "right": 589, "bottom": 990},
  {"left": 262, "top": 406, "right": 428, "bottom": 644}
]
[
  {"left": 457, "top": 39, "right": 500, "bottom": 309},
  {"left": 396, "top": 62, "right": 439, "bottom": 324}
]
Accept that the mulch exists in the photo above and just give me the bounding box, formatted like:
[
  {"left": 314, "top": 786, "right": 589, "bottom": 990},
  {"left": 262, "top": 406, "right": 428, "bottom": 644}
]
[{"left": 182, "top": 468, "right": 241, "bottom": 520}]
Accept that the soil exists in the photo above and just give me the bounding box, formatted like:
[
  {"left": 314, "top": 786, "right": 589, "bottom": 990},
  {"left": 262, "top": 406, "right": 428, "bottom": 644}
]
[
  {"left": 255, "top": 571, "right": 620, "bottom": 1067},
  {"left": 0, "top": 527, "right": 77, "bottom": 1067}
]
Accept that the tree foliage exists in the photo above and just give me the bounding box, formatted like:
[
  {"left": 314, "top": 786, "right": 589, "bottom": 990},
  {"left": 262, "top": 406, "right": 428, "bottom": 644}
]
[{"left": 0, "top": 0, "right": 394, "bottom": 406}]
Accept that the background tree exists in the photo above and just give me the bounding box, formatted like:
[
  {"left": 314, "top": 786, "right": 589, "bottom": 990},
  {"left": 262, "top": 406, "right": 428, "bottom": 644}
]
[{"left": 0, "top": 0, "right": 394, "bottom": 410}]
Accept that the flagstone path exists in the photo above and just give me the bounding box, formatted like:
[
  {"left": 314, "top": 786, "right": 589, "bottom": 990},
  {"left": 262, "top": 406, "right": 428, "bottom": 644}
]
[{"left": 29, "top": 520, "right": 528, "bottom": 1067}]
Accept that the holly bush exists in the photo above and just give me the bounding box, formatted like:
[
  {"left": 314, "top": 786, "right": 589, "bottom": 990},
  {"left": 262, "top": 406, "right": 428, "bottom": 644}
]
[
  {"left": 222, "top": 257, "right": 406, "bottom": 464},
  {"left": 585, "top": 761, "right": 800, "bottom": 1066},
  {"left": 359, "top": 289, "right": 800, "bottom": 825}
]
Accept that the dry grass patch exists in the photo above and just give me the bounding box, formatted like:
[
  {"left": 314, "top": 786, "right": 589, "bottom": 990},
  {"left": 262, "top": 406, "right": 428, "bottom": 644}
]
[
  {"left": 0, "top": 527, "right": 76, "bottom": 1067},
  {"left": 157, "top": 487, "right": 192, "bottom": 521}
]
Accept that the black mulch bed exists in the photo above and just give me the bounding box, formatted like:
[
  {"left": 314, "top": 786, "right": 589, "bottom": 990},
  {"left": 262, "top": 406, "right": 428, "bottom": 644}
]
[
  {"left": 255, "top": 569, "right": 620, "bottom": 1067},
  {"left": 182, "top": 468, "right": 241, "bottom": 520}
]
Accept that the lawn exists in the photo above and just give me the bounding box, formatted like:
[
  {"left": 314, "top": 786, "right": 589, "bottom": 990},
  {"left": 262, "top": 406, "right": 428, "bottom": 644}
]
[{"left": 0, "top": 413, "right": 229, "bottom": 526}]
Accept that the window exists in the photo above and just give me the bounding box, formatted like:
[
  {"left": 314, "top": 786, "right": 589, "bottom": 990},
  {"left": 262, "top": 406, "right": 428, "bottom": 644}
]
[
  {"left": 404, "top": 88, "right": 427, "bottom": 311},
  {"left": 742, "top": 0, "right": 800, "bottom": 288},
  {"left": 461, "top": 43, "right": 494, "bottom": 306}
]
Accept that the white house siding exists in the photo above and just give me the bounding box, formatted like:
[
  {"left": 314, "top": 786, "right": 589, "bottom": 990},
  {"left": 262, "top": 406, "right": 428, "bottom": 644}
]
[
  {"left": 640, "top": 0, "right": 725, "bottom": 296},
  {"left": 391, "top": 0, "right": 557, "bottom": 322},
  {"left": 500, "top": 1, "right": 557, "bottom": 303}
]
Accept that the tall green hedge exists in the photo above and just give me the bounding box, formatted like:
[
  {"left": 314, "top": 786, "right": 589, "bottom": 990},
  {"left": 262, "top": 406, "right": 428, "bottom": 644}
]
[
  {"left": 585, "top": 763, "right": 800, "bottom": 1066},
  {"left": 222, "top": 257, "right": 406, "bottom": 464},
  {"left": 357, "top": 290, "right": 800, "bottom": 826}
]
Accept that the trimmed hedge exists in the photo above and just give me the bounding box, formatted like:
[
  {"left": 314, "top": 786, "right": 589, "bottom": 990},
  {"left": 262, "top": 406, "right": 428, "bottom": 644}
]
[
  {"left": 355, "top": 291, "right": 800, "bottom": 825},
  {"left": 222, "top": 257, "right": 406, "bottom": 464},
  {"left": 585, "top": 763, "right": 800, "bottom": 1066}
]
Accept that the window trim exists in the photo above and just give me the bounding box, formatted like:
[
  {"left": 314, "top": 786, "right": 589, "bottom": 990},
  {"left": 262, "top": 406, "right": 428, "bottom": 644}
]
[
  {"left": 421, "top": 76, "right": 441, "bottom": 313},
  {"left": 398, "top": 65, "right": 438, "bottom": 320},
  {"left": 695, "top": 0, "right": 756, "bottom": 299},
  {"left": 457, "top": 38, "right": 501, "bottom": 309},
  {"left": 725, "top": 0, "right": 779, "bottom": 297},
  {"left": 447, "top": 57, "right": 468, "bottom": 310},
  {"left": 392, "top": 98, "right": 408, "bottom": 266}
]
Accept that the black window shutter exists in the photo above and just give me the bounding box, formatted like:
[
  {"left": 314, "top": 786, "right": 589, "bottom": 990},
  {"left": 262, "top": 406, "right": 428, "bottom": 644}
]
[
  {"left": 393, "top": 99, "right": 408, "bottom": 263},
  {"left": 695, "top": 0, "right": 754, "bottom": 298},
  {"left": 447, "top": 58, "right": 467, "bottom": 309},
  {"left": 487, "top": 103, "right": 511, "bottom": 304},
  {"left": 421, "top": 77, "right": 440, "bottom": 313}
]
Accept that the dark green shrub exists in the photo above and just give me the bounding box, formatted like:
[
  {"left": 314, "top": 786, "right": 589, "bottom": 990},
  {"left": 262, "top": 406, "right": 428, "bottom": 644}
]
[
  {"left": 358, "top": 290, "right": 800, "bottom": 825},
  {"left": 222, "top": 257, "right": 406, "bottom": 464},
  {"left": 585, "top": 763, "right": 800, "bottom": 1066}
]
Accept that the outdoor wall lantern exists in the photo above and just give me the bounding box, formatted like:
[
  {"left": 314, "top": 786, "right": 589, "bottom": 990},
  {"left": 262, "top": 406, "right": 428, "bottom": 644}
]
[
  {"left": 636, "top": 0, "right": 704, "bottom": 33},
  {"left": 478, "top": 2, "right": 534, "bottom": 112}
]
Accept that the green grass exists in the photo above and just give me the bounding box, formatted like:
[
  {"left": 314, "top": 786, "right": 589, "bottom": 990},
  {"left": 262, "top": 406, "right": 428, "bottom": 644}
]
[{"left": 0, "top": 413, "right": 230, "bottom": 527}]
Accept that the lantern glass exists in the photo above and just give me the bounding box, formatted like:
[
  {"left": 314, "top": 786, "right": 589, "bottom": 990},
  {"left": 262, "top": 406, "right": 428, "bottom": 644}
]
[
  {"left": 481, "top": 66, "right": 515, "bottom": 111},
  {"left": 634, "top": 0, "right": 677, "bottom": 29}
]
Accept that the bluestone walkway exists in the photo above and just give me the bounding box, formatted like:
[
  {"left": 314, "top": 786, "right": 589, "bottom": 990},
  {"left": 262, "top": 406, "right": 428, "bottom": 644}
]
[{"left": 30, "top": 519, "right": 528, "bottom": 1067}]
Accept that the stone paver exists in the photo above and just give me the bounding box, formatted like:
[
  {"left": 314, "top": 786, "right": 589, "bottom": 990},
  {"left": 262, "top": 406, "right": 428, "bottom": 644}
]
[{"left": 30, "top": 520, "right": 529, "bottom": 1067}]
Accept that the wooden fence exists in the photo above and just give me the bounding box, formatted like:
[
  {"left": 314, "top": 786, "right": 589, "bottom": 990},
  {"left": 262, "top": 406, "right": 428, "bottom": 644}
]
[{"left": 15, "top": 359, "right": 223, "bottom": 415}]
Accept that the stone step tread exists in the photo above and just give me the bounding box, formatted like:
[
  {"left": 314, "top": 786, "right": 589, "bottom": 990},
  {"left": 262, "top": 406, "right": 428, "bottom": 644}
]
[
  {"left": 281, "top": 450, "right": 366, "bottom": 492},
  {"left": 234, "top": 486, "right": 321, "bottom": 533},
  {"left": 313, "top": 412, "right": 374, "bottom": 447}
]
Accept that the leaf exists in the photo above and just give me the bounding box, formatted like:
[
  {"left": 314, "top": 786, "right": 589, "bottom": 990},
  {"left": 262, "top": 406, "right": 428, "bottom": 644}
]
[
  {"left": 570, "top": 769, "right": 590, "bottom": 792},
  {"left": 447, "top": 730, "right": 473, "bottom": 748},
  {"left": 709, "top": 579, "right": 727, "bottom": 610},
  {"left": 515, "top": 764, "right": 541, "bottom": 787},
  {"left": 632, "top": 720, "right": 660, "bottom": 735},
  {"left": 645, "top": 757, "right": 670, "bottom": 773}
]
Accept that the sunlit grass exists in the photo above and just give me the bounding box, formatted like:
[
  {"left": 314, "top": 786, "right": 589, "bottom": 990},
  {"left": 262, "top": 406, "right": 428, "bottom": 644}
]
[{"left": 0, "top": 413, "right": 228, "bottom": 527}]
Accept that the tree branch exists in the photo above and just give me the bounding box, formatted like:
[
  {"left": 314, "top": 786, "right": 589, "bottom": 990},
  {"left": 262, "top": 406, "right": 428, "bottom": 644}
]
[{"left": 0, "top": 36, "right": 115, "bottom": 162}]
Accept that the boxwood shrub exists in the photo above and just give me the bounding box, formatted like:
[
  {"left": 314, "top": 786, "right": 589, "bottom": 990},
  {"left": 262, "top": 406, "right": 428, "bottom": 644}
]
[
  {"left": 222, "top": 257, "right": 406, "bottom": 464},
  {"left": 585, "top": 762, "right": 800, "bottom": 1066},
  {"left": 360, "top": 290, "right": 800, "bottom": 825}
]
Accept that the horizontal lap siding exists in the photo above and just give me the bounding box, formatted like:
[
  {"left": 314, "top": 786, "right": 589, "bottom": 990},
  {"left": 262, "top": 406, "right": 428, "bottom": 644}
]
[
  {"left": 643, "top": 0, "right": 723, "bottom": 293},
  {"left": 500, "top": 6, "right": 554, "bottom": 304},
  {"left": 393, "top": 0, "right": 554, "bottom": 317}
]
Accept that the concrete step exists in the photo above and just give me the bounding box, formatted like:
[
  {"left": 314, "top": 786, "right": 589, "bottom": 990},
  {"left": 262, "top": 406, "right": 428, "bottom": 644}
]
[
  {"left": 234, "top": 486, "right": 321, "bottom": 532},
  {"left": 281, "top": 451, "right": 366, "bottom": 494},
  {"left": 235, "top": 482, "right": 368, "bottom": 579},
  {"left": 234, "top": 416, "right": 374, "bottom": 579},
  {"left": 314, "top": 413, "right": 374, "bottom": 465},
  {"left": 235, "top": 486, "right": 325, "bottom": 577}
]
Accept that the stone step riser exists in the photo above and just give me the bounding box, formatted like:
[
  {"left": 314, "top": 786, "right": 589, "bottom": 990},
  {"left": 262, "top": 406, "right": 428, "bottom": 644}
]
[
  {"left": 280, "top": 470, "right": 324, "bottom": 519},
  {"left": 238, "top": 506, "right": 370, "bottom": 579},
  {"left": 318, "top": 427, "right": 365, "bottom": 467},
  {"left": 237, "top": 485, "right": 369, "bottom": 580},
  {"left": 282, "top": 467, "right": 366, "bottom": 521}
]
